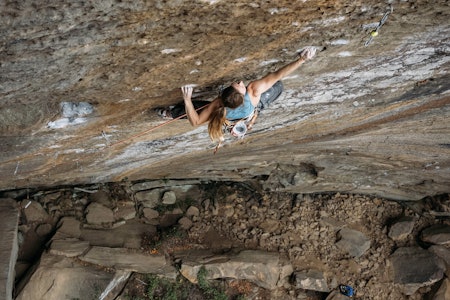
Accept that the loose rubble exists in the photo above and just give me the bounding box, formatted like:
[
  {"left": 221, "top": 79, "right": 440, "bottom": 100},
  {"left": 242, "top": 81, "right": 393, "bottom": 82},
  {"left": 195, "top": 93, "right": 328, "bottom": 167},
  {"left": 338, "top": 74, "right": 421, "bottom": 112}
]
[{"left": 2, "top": 181, "right": 449, "bottom": 299}]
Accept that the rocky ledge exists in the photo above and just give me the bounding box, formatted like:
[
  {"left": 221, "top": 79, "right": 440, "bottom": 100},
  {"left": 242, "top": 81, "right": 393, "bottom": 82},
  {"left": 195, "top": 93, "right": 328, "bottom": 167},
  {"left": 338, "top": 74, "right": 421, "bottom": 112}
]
[{"left": 1, "top": 180, "right": 449, "bottom": 299}]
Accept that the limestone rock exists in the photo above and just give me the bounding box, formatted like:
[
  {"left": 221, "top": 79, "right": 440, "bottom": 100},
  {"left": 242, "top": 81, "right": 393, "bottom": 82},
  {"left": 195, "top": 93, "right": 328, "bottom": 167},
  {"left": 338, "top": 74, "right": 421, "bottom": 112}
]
[
  {"left": 203, "top": 228, "right": 234, "bottom": 251},
  {"left": 220, "top": 204, "right": 235, "bottom": 218},
  {"left": 0, "top": 199, "right": 19, "bottom": 300},
  {"left": 143, "top": 208, "right": 159, "bottom": 220},
  {"left": 89, "top": 190, "right": 113, "bottom": 208},
  {"left": 41, "top": 191, "right": 61, "bottom": 204},
  {"left": 135, "top": 189, "right": 161, "bottom": 208},
  {"left": 80, "top": 246, "right": 175, "bottom": 275},
  {"left": 178, "top": 217, "right": 193, "bottom": 230},
  {"left": 22, "top": 201, "right": 49, "bottom": 223},
  {"left": 159, "top": 212, "right": 182, "bottom": 228},
  {"left": 16, "top": 253, "right": 113, "bottom": 300},
  {"left": 85, "top": 203, "right": 114, "bottom": 225},
  {"left": 99, "top": 270, "right": 132, "bottom": 300},
  {"left": 50, "top": 239, "right": 90, "bottom": 257},
  {"left": 259, "top": 219, "right": 280, "bottom": 233},
  {"left": 388, "top": 216, "right": 416, "bottom": 241},
  {"left": 162, "top": 191, "right": 176, "bottom": 205},
  {"left": 131, "top": 180, "right": 200, "bottom": 192},
  {"left": 432, "top": 278, "right": 450, "bottom": 300},
  {"left": 172, "top": 207, "right": 183, "bottom": 215},
  {"left": 428, "top": 245, "right": 450, "bottom": 277},
  {"left": 336, "top": 228, "right": 371, "bottom": 258},
  {"left": 0, "top": 1, "right": 449, "bottom": 205},
  {"left": 421, "top": 224, "right": 450, "bottom": 245},
  {"left": 294, "top": 269, "right": 329, "bottom": 292},
  {"left": 35, "top": 223, "right": 53, "bottom": 237},
  {"left": 320, "top": 217, "right": 347, "bottom": 230},
  {"left": 388, "top": 247, "right": 445, "bottom": 295},
  {"left": 177, "top": 249, "right": 293, "bottom": 290},
  {"left": 80, "top": 220, "right": 156, "bottom": 249},
  {"left": 186, "top": 206, "right": 200, "bottom": 217},
  {"left": 132, "top": 182, "right": 160, "bottom": 191},
  {"left": 115, "top": 202, "right": 136, "bottom": 221},
  {"left": 56, "top": 217, "right": 81, "bottom": 238}
]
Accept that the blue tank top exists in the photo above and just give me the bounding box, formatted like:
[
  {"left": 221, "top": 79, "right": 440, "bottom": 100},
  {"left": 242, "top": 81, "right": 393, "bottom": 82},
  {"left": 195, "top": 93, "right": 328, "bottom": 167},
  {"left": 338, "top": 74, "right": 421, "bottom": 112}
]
[{"left": 225, "top": 93, "right": 255, "bottom": 120}]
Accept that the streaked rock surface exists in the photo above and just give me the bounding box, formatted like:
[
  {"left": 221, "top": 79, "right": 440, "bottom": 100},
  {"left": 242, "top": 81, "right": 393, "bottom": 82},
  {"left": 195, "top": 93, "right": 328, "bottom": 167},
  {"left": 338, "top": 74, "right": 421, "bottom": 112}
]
[{"left": 0, "top": 2, "right": 449, "bottom": 201}]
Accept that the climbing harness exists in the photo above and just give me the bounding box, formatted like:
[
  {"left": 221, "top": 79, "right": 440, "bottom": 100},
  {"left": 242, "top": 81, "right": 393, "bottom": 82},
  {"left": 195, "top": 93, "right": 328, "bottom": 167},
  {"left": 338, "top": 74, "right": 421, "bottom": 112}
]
[
  {"left": 364, "top": 5, "right": 393, "bottom": 46},
  {"left": 213, "top": 111, "right": 255, "bottom": 155},
  {"left": 224, "top": 110, "right": 255, "bottom": 139}
]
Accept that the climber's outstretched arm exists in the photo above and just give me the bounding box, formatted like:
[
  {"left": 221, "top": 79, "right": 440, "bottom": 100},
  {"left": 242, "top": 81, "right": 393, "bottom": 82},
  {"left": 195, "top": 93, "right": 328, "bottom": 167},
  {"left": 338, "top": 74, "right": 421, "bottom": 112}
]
[{"left": 247, "top": 47, "right": 317, "bottom": 106}]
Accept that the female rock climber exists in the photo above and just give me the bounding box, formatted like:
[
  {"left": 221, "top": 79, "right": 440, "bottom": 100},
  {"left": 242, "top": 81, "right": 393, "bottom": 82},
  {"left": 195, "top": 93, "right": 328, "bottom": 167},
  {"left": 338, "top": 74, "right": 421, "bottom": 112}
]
[{"left": 158, "top": 46, "right": 317, "bottom": 143}]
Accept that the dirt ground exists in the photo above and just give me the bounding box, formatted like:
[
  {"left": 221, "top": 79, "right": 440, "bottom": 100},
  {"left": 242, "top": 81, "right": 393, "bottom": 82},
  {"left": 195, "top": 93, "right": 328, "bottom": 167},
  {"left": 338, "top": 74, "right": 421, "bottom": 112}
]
[
  {"left": 10, "top": 179, "right": 448, "bottom": 299},
  {"left": 121, "top": 182, "right": 445, "bottom": 299}
]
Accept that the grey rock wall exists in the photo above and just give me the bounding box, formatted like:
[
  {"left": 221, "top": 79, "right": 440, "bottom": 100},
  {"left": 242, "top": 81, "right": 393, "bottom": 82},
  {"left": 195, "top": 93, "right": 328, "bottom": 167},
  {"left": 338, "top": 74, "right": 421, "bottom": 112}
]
[{"left": 0, "top": 0, "right": 449, "bottom": 200}]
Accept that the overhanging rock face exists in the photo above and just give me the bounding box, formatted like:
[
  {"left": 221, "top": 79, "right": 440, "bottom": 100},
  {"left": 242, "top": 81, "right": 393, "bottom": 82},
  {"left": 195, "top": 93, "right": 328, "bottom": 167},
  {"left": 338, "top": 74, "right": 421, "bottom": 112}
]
[{"left": 0, "top": 1, "right": 449, "bottom": 200}]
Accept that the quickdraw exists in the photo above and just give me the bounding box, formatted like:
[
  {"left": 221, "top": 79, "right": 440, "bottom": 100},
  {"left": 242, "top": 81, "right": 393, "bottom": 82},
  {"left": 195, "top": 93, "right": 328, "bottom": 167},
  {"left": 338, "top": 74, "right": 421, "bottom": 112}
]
[{"left": 364, "top": 5, "right": 393, "bottom": 46}]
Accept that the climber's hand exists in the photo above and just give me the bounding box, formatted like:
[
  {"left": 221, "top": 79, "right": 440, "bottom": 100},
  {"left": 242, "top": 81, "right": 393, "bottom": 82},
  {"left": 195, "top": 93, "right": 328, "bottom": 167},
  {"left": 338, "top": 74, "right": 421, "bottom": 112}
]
[
  {"left": 299, "top": 47, "right": 317, "bottom": 60},
  {"left": 181, "top": 86, "right": 193, "bottom": 101}
]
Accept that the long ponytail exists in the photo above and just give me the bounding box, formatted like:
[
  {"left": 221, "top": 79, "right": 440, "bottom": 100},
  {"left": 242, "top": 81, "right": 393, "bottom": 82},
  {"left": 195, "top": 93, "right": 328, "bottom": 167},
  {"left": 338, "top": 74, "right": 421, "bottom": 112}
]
[
  {"left": 207, "top": 85, "right": 244, "bottom": 142},
  {"left": 208, "top": 106, "right": 226, "bottom": 142}
]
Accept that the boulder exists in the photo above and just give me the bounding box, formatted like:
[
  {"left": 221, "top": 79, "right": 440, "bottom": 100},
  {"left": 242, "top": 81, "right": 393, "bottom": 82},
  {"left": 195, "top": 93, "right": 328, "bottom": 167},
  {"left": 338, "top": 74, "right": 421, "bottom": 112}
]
[
  {"left": 115, "top": 202, "right": 136, "bottom": 221},
  {"left": 55, "top": 216, "right": 81, "bottom": 238},
  {"left": 432, "top": 278, "right": 450, "bottom": 300},
  {"left": 294, "top": 269, "right": 329, "bottom": 292},
  {"left": 177, "top": 249, "right": 293, "bottom": 290},
  {"left": 388, "top": 247, "right": 445, "bottom": 295},
  {"left": 131, "top": 180, "right": 200, "bottom": 192},
  {"left": 159, "top": 212, "right": 183, "bottom": 228},
  {"left": 421, "top": 224, "right": 450, "bottom": 245},
  {"left": 80, "top": 246, "right": 176, "bottom": 276},
  {"left": 388, "top": 216, "right": 416, "bottom": 241},
  {"left": 428, "top": 245, "right": 450, "bottom": 277},
  {"left": 40, "top": 191, "right": 62, "bottom": 204},
  {"left": 0, "top": 199, "right": 19, "bottom": 300},
  {"left": 135, "top": 189, "right": 161, "bottom": 208},
  {"left": 35, "top": 223, "right": 53, "bottom": 237},
  {"left": 186, "top": 206, "right": 200, "bottom": 217},
  {"left": 259, "top": 219, "right": 280, "bottom": 233},
  {"left": 335, "top": 228, "right": 370, "bottom": 258},
  {"left": 320, "top": 217, "right": 347, "bottom": 231},
  {"left": 89, "top": 190, "right": 113, "bottom": 207},
  {"left": 22, "top": 201, "right": 49, "bottom": 223},
  {"left": 142, "top": 208, "right": 159, "bottom": 220},
  {"left": 80, "top": 219, "right": 156, "bottom": 249},
  {"left": 99, "top": 270, "right": 132, "bottom": 300},
  {"left": 162, "top": 190, "right": 177, "bottom": 205},
  {"left": 16, "top": 253, "right": 113, "bottom": 300},
  {"left": 178, "top": 217, "right": 193, "bottom": 230},
  {"left": 49, "top": 239, "right": 90, "bottom": 257},
  {"left": 85, "top": 203, "right": 114, "bottom": 225}
]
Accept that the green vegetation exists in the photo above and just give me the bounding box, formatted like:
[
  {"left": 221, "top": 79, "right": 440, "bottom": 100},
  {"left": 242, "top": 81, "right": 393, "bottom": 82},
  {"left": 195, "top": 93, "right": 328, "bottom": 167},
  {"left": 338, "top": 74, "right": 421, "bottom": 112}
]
[
  {"left": 122, "top": 270, "right": 239, "bottom": 300},
  {"left": 197, "top": 266, "right": 228, "bottom": 300},
  {"left": 146, "top": 275, "right": 185, "bottom": 300}
]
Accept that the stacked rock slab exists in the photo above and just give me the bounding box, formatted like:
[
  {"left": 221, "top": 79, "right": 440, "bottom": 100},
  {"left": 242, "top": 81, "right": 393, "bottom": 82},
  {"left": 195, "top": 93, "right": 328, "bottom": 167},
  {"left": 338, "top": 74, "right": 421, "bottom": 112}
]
[{"left": 0, "top": 199, "right": 19, "bottom": 300}]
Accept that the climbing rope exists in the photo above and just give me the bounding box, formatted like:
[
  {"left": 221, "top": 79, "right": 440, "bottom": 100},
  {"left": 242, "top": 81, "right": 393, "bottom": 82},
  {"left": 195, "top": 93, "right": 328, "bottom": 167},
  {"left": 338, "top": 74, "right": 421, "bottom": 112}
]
[{"left": 107, "top": 103, "right": 210, "bottom": 148}]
